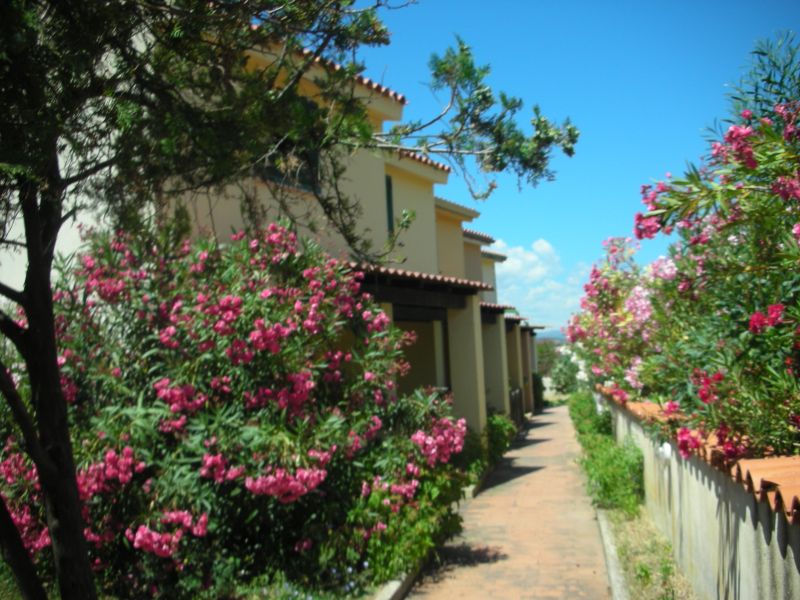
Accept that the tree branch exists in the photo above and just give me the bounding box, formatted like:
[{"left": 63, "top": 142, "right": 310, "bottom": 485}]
[
  {"left": 0, "top": 494, "right": 47, "bottom": 600},
  {"left": 0, "top": 281, "right": 25, "bottom": 306},
  {"left": 0, "top": 360, "right": 56, "bottom": 481}
]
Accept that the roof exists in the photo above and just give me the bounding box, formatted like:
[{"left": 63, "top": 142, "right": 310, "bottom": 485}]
[
  {"left": 480, "top": 302, "right": 515, "bottom": 313},
  {"left": 504, "top": 313, "right": 529, "bottom": 323},
  {"left": 299, "top": 48, "right": 407, "bottom": 105},
  {"left": 398, "top": 150, "right": 451, "bottom": 173},
  {"left": 600, "top": 390, "right": 800, "bottom": 526},
  {"left": 463, "top": 228, "right": 495, "bottom": 245},
  {"left": 481, "top": 249, "right": 507, "bottom": 262},
  {"left": 350, "top": 262, "right": 493, "bottom": 291},
  {"left": 434, "top": 197, "right": 479, "bottom": 220}
]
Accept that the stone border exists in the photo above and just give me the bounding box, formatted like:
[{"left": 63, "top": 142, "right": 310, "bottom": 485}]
[{"left": 596, "top": 509, "right": 630, "bottom": 600}]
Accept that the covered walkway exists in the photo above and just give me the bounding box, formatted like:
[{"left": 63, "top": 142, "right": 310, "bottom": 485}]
[{"left": 409, "top": 405, "right": 611, "bottom": 599}]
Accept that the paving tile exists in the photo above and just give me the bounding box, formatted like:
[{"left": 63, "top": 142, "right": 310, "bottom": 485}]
[{"left": 408, "top": 405, "right": 611, "bottom": 600}]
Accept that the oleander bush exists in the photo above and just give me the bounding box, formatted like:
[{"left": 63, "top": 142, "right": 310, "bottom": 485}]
[
  {"left": 567, "top": 36, "right": 800, "bottom": 459},
  {"left": 0, "top": 223, "right": 467, "bottom": 598}
]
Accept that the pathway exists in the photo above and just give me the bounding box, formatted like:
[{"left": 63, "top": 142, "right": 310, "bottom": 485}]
[{"left": 408, "top": 405, "right": 611, "bottom": 599}]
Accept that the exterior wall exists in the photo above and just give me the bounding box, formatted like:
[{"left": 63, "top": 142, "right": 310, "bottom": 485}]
[
  {"left": 481, "top": 321, "right": 510, "bottom": 415},
  {"left": 608, "top": 400, "right": 800, "bottom": 600},
  {"left": 481, "top": 257, "right": 499, "bottom": 303},
  {"left": 463, "top": 241, "right": 483, "bottom": 282},
  {"left": 384, "top": 165, "right": 439, "bottom": 274},
  {"left": 180, "top": 147, "right": 443, "bottom": 270},
  {"left": 435, "top": 215, "right": 466, "bottom": 278},
  {"left": 447, "top": 295, "right": 487, "bottom": 432}
]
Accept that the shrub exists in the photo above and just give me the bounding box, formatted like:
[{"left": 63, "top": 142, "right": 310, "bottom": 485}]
[
  {"left": 551, "top": 351, "right": 580, "bottom": 395},
  {"left": 486, "top": 413, "right": 517, "bottom": 465},
  {"left": 0, "top": 225, "right": 467, "bottom": 598},
  {"left": 569, "top": 391, "right": 643, "bottom": 515}
]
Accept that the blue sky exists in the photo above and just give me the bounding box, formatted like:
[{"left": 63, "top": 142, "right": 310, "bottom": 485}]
[{"left": 358, "top": 0, "right": 800, "bottom": 334}]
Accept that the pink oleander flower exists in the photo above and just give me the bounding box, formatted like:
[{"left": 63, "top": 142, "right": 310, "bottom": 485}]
[
  {"left": 767, "top": 303, "right": 785, "bottom": 326},
  {"left": 749, "top": 311, "right": 769, "bottom": 334},
  {"left": 663, "top": 401, "right": 679, "bottom": 417}
]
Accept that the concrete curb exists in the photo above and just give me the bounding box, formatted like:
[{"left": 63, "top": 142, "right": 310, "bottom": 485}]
[
  {"left": 596, "top": 509, "right": 630, "bottom": 600},
  {"left": 370, "top": 565, "right": 421, "bottom": 600}
]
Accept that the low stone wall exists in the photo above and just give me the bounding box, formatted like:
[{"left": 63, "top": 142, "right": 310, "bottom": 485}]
[{"left": 605, "top": 399, "right": 800, "bottom": 600}]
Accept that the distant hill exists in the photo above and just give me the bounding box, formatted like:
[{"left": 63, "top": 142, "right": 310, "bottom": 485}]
[{"left": 537, "top": 330, "right": 566, "bottom": 342}]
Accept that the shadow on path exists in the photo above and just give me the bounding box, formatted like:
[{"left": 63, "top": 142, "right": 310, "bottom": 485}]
[
  {"left": 479, "top": 462, "right": 543, "bottom": 492},
  {"left": 418, "top": 544, "right": 509, "bottom": 584}
]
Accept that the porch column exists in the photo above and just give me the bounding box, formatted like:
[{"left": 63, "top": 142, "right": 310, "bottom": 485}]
[
  {"left": 520, "top": 330, "right": 533, "bottom": 413},
  {"left": 447, "top": 295, "right": 487, "bottom": 432},
  {"left": 432, "top": 320, "right": 447, "bottom": 388},
  {"left": 482, "top": 321, "right": 510, "bottom": 415},
  {"left": 506, "top": 321, "right": 523, "bottom": 390}
]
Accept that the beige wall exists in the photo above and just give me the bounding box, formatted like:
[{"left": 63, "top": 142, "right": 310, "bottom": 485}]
[
  {"left": 505, "top": 322, "right": 523, "bottom": 390},
  {"left": 520, "top": 332, "right": 533, "bottom": 413},
  {"left": 463, "top": 241, "right": 483, "bottom": 282},
  {"left": 481, "top": 257, "right": 499, "bottom": 303},
  {"left": 435, "top": 215, "right": 466, "bottom": 278},
  {"left": 385, "top": 164, "right": 439, "bottom": 274}
]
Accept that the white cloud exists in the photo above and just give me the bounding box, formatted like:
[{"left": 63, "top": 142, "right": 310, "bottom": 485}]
[
  {"left": 492, "top": 238, "right": 561, "bottom": 284},
  {"left": 490, "top": 239, "right": 585, "bottom": 333}
]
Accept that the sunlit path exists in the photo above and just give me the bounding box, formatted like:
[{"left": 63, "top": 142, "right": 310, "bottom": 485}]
[{"left": 408, "top": 405, "right": 611, "bottom": 599}]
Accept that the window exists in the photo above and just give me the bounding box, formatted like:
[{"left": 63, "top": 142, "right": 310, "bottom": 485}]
[{"left": 385, "top": 174, "right": 394, "bottom": 234}]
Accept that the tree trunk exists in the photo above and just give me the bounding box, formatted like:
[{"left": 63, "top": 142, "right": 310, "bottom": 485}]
[
  {"left": 0, "top": 496, "right": 48, "bottom": 600},
  {"left": 19, "top": 183, "right": 97, "bottom": 600}
]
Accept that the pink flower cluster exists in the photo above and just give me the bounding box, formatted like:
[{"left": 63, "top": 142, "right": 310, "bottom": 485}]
[
  {"left": 77, "top": 447, "right": 146, "bottom": 500},
  {"left": 244, "top": 467, "right": 327, "bottom": 503},
  {"left": 691, "top": 369, "right": 724, "bottom": 405},
  {"left": 199, "top": 453, "right": 245, "bottom": 483},
  {"left": 677, "top": 427, "right": 703, "bottom": 459},
  {"left": 410, "top": 417, "right": 467, "bottom": 467},
  {"left": 749, "top": 304, "right": 784, "bottom": 334},
  {"left": 713, "top": 124, "right": 757, "bottom": 169},
  {"left": 249, "top": 318, "right": 291, "bottom": 354},
  {"left": 624, "top": 285, "right": 652, "bottom": 326},
  {"left": 125, "top": 511, "right": 208, "bottom": 559}
]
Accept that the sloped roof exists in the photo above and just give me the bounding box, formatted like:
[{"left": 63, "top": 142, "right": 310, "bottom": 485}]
[
  {"left": 351, "top": 262, "right": 492, "bottom": 291},
  {"left": 481, "top": 249, "right": 507, "bottom": 262},
  {"left": 463, "top": 228, "right": 495, "bottom": 245},
  {"left": 300, "top": 48, "right": 407, "bottom": 105}
]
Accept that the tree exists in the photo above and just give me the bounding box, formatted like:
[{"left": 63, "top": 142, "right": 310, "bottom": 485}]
[
  {"left": 535, "top": 339, "right": 559, "bottom": 377},
  {"left": 0, "top": 1, "right": 578, "bottom": 597}
]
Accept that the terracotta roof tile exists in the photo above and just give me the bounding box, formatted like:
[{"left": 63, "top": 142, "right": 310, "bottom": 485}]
[
  {"left": 463, "top": 228, "right": 495, "bottom": 244},
  {"left": 481, "top": 249, "right": 507, "bottom": 262},
  {"left": 350, "top": 262, "right": 492, "bottom": 291},
  {"left": 398, "top": 150, "right": 451, "bottom": 173},
  {"left": 480, "top": 302, "right": 515, "bottom": 312},
  {"left": 504, "top": 314, "right": 529, "bottom": 323},
  {"left": 600, "top": 390, "right": 800, "bottom": 525},
  {"left": 300, "top": 48, "right": 407, "bottom": 105}
]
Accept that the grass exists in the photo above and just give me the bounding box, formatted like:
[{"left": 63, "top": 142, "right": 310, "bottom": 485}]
[
  {"left": 608, "top": 509, "right": 696, "bottom": 600},
  {"left": 568, "top": 390, "right": 642, "bottom": 516},
  {"left": 567, "top": 389, "right": 695, "bottom": 599}
]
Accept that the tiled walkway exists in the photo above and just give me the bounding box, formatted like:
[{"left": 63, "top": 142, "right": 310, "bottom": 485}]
[{"left": 408, "top": 405, "right": 611, "bottom": 599}]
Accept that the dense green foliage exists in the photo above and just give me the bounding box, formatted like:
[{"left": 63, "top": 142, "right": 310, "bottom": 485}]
[
  {"left": 551, "top": 351, "right": 580, "bottom": 395},
  {"left": 568, "top": 35, "right": 800, "bottom": 459},
  {"left": 535, "top": 340, "right": 559, "bottom": 376},
  {"left": 569, "top": 391, "right": 643, "bottom": 516}
]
